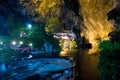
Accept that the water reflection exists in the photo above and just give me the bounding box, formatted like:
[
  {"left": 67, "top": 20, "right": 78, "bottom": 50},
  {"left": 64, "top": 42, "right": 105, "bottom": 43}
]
[{"left": 60, "top": 50, "right": 99, "bottom": 80}]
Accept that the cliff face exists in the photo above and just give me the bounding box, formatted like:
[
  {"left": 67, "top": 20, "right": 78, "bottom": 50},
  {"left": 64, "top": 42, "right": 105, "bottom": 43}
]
[
  {"left": 107, "top": 1, "right": 120, "bottom": 28},
  {"left": 62, "top": 0, "right": 120, "bottom": 52},
  {"left": 78, "top": 0, "right": 119, "bottom": 53}
]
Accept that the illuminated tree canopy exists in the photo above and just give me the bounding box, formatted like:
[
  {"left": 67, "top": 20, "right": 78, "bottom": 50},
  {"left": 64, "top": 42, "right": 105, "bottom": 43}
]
[
  {"left": 19, "top": 0, "right": 64, "bottom": 21},
  {"left": 45, "top": 17, "right": 62, "bottom": 33}
]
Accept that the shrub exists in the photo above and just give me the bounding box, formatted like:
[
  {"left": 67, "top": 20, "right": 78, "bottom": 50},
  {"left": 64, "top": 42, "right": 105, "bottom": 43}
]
[
  {"left": 0, "top": 48, "right": 17, "bottom": 64},
  {"left": 98, "top": 40, "right": 120, "bottom": 80},
  {"left": 70, "top": 40, "right": 77, "bottom": 49}
]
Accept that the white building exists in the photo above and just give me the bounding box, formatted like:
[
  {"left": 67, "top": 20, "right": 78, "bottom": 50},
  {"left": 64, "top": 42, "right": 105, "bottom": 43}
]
[{"left": 54, "top": 32, "right": 76, "bottom": 40}]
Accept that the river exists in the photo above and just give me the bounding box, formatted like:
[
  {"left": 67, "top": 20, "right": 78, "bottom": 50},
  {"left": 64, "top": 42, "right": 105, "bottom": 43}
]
[{"left": 60, "top": 50, "right": 99, "bottom": 80}]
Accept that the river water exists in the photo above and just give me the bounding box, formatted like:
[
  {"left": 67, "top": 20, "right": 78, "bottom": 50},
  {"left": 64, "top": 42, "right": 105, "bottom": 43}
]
[{"left": 60, "top": 50, "right": 99, "bottom": 80}]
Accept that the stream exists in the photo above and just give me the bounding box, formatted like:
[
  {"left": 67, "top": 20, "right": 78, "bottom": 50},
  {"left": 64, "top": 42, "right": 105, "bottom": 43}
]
[{"left": 60, "top": 50, "right": 99, "bottom": 80}]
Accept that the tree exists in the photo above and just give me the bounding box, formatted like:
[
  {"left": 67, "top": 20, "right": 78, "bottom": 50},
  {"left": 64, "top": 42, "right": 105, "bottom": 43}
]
[
  {"left": 0, "top": 45, "right": 17, "bottom": 71},
  {"left": 19, "top": 24, "right": 46, "bottom": 48},
  {"left": 45, "top": 17, "right": 62, "bottom": 33},
  {"left": 98, "top": 40, "right": 120, "bottom": 80},
  {"left": 19, "top": 0, "right": 63, "bottom": 21},
  {"left": 0, "top": 48, "right": 17, "bottom": 64},
  {"left": 7, "top": 16, "right": 26, "bottom": 38}
]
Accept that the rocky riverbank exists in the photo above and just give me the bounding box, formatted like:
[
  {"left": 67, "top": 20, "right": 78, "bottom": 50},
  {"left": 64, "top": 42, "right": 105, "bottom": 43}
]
[{"left": 1, "top": 58, "right": 73, "bottom": 80}]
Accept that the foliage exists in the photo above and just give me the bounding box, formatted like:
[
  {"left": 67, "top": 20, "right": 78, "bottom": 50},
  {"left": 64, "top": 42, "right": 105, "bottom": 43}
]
[
  {"left": 7, "top": 16, "right": 25, "bottom": 38},
  {"left": 19, "top": 0, "right": 63, "bottom": 21},
  {"left": 0, "top": 36, "right": 11, "bottom": 42},
  {"left": 59, "top": 39, "right": 77, "bottom": 50},
  {"left": 45, "top": 17, "right": 62, "bottom": 33},
  {"left": 59, "top": 39, "right": 64, "bottom": 48},
  {"left": 0, "top": 36, "right": 13, "bottom": 49},
  {"left": 0, "top": 48, "right": 17, "bottom": 64},
  {"left": 35, "top": 0, "right": 62, "bottom": 17},
  {"left": 0, "top": 37, "right": 17, "bottom": 64},
  {"left": 70, "top": 40, "right": 77, "bottom": 49},
  {"left": 19, "top": 24, "right": 61, "bottom": 50},
  {"left": 98, "top": 40, "right": 120, "bottom": 80},
  {"left": 19, "top": 24, "right": 46, "bottom": 48},
  {"left": 0, "top": 37, "right": 15, "bottom": 65}
]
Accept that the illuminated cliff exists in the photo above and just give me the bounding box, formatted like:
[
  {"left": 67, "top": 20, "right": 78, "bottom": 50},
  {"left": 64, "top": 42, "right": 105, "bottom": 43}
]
[{"left": 79, "top": 0, "right": 117, "bottom": 53}]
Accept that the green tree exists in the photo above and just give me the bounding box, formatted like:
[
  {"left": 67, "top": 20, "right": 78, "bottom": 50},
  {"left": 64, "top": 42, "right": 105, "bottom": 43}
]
[
  {"left": 0, "top": 48, "right": 17, "bottom": 64},
  {"left": 19, "top": 0, "right": 63, "bottom": 21},
  {"left": 45, "top": 17, "right": 62, "bottom": 50},
  {"left": 7, "top": 16, "right": 25, "bottom": 38},
  {"left": 0, "top": 46, "right": 18, "bottom": 72},
  {"left": 45, "top": 17, "right": 62, "bottom": 33},
  {"left": 98, "top": 40, "right": 120, "bottom": 80},
  {"left": 19, "top": 24, "right": 46, "bottom": 48}
]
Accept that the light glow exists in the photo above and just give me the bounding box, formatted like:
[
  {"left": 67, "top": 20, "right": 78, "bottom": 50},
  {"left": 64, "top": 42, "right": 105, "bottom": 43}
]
[
  {"left": 19, "top": 41, "right": 23, "bottom": 44},
  {"left": 60, "top": 50, "right": 67, "bottom": 56},
  {"left": 12, "top": 41, "right": 16, "bottom": 45},
  {"left": 0, "top": 41, "right": 3, "bottom": 45},
  {"left": 29, "top": 43, "right": 33, "bottom": 46},
  {"left": 27, "top": 24, "right": 32, "bottom": 29},
  {"left": 28, "top": 55, "right": 32, "bottom": 58}
]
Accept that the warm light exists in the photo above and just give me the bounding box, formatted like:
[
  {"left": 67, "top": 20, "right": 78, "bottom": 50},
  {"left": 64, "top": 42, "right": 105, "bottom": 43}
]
[
  {"left": 59, "top": 50, "right": 70, "bottom": 56},
  {"left": 12, "top": 41, "right": 16, "bottom": 45},
  {"left": 19, "top": 41, "right": 23, "bottom": 44},
  {"left": 80, "top": 0, "right": 115, "bottom": 54},
  {"left": 60, "top": 51, "right": 67, "bottom": 56}
]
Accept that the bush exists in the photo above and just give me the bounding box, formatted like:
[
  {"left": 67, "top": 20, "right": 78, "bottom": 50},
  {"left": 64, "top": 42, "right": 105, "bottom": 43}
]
[
  {"left": 98, "top": 40, "right": 120, "bottom": 80},
  {"left": 70, "top": 40, "right": 77, "bottom": 49},
  {"left": 0, "top": 48, "right": 17, "bottom": 64}
]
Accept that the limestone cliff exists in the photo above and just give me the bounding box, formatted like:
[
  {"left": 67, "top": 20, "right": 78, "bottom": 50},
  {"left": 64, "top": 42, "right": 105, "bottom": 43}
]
[{"left": 79, "top": 0, "right": 118, "bottom": 53}]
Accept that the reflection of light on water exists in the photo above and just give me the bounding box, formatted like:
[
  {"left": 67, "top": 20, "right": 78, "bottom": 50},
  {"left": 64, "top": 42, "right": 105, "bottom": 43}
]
[
  {"left": 60, "top": 49, "right": 77, "bottom": 56},
  {"left": 88, "top": 46, "right": 99, "bottom": 54},
  {"left": 60, "top": 50, "right": 68, "bottom": 56},
  {"left": 87, "top": 39, "right": 101, "bottom": 54}
]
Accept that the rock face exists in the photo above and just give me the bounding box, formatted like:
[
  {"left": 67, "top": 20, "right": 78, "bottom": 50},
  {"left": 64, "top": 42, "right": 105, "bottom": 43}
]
[
  {"left": 77, "top": 0, "right": 118, "bottom": 53},
  {"left": 107, "top": 1, "right": 120, "bottom": 28},
  {"left": 58, "top": 0, "right": 120, "bottom": 51},
  {"left": 1, "top": 58, "right": 73, "bottom": 80}
]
